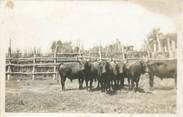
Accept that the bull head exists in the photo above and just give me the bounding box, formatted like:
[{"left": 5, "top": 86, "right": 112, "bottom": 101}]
[
  {"left": 99, "top": 61, "right": 107, "bottom": 74},
  {"left": 140, "top": 60, "right": 149, "bottom": 74}
]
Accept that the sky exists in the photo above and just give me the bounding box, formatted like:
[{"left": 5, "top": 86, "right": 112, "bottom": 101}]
[{"left": 0, "top": 1, "right": 177, "bottom": 53}]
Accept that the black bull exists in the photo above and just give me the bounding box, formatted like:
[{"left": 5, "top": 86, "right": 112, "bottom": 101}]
[
  {"left": 83, "top": 61, "right": 102, "bottom": 90},
  {"left": 83, "top": 61, "right": 128, "bottom": 91},
  {"left": 125, "top": 61, "right": 147, "bottom": 90},
  {"left": 100, "top": 61, "right": 116, "bottom": 91},
  {"left": 57, "top": 61, "right": 102, "bottom": 90},
  {"left": 99, "top": 60, "right": 147, "bottom": 91},
  {"left": 147, "top": 59, "right": 177, "bottom": 88},
  {"left": 57, "top": 62, "right": 85, "bottom": 90},
  {"left": 99, "top": 61, "right": 127, "bottom": 91},
  {"left": 57, "top": 59, "right": 176, "bottom": 91}
]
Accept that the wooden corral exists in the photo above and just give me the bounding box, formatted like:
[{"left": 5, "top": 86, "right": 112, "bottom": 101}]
[{"left": 5, "top": 50, "right": 176, "bottom": 80}]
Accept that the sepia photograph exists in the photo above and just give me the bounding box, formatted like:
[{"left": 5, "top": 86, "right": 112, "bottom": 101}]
[{"left": 0, "top": 0, "right": 183, "bottom": 116}]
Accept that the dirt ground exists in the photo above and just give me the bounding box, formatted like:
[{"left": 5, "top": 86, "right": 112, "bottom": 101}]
[{"left": 5, "top": 75, "right": 176, "bottom": 113}]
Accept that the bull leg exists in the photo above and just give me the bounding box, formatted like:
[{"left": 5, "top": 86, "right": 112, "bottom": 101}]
[
  {"left": 116, "top": 78, "right": 119, "bottom": 86},
  {"left": 105, "top": 79, "right": 108, "bottom": 92},
  {"left": 100, "top": 75, "right": 104, "bottom": 92},
  {"left": 102, "top": 79, "right": 106, "bottom": 92},
  {"left": 135, "top": 81, "right": 138, "bottom": 90},
  {"left": 136, "top": 77, "right": 140, "bottom": 88},
  {"left": 107, "top": 78, "right": 110, "bottom": 91},
  {"left": 128, "top": 78, "right": 131, "bottom": 90},
  {"left": 149, "top": 74, "right": 154, "bottom": 89},
  {"left": 135, "top": 77, "right": 140, "bottom": 92},
  {"left": 175, "top": 77, "right": 177, "bottom": 89},
  {"left": 109, "top": 80, "right": 112, "bottom": 91},
  {"left": 103, "top": 79, "right": 106, "bottom": 92},
  {"left": 101, "top": 81, "right": 104, "bottom": 92},
  {"left": 89, "top": 79, "right": 93, "bottom": 90},
  {"left": 85, "top": 79, "right": 89, "bottom": 90},
  {"left": 78, "top": 78, "right": 84, "bottom": 89},
  {"left": 59, "top": 73, "right": 66, "bottom": 91},
  {"left": 107, "top": 80, "right": 110, "bottom": 92},
  {"left": 115, "top": 79, "right": 118, "bottom": 89},
  {"left": 118, "top": 79, "right": 121, "bottom": 87},
  {"left": 115, "top": 79, "right": 119, "bottom": 90},
  {"left": 114, "top": 79, "right": 117, "bottom": 90},
  {"left": 61, "top": 78, "right": 66, "bottom": 91},
  {"left": 103, "top": 81, "right": 106, "bottom": 92},
  {"left": 109, "top": 79, "right": 113, "bottom": 91},
  {"left": 131, "top": 80, "right": 135, "bottom": 91},
  {"left": 97, "top": 79, "right": 101, "bottom": 89},
  {"left": 121, "top": 77, "right": 124, "bottom": 88},
  {"left": 101, "top": 79, "right": 104, "bottom": 92},
  {"left": 110, "top": 80, "right": 113, "bottom": 91}
]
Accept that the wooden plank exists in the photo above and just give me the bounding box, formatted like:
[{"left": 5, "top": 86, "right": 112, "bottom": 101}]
[
  {"left": 5, "top": 62, "right": 80, "bottom": 67},
  {"left": 147, "top": 58, "right": 176, "bottom": 61},
  {"left": 6, "top": 72, "right": 56, "bottom": 75},
  {"left": 6, "top": 72, "right": 32, "bottom": 75},
  {"left": 5, "top": 57, "right": 177, "bottom": 67},
  {"left": 36, "top": 66, "right": 54, "bottom": 68},
  {"left": 6, "top": 57, "right": 34, "bottom": 60},
  {"left": 56, "top": 53, "right": 81, "bottom": 55},
  {"left": 5, "top": 56, "right": 80, "bottom": 61},
  {"left": 34, "top": 72, "right": 56, "bottom": 74}
]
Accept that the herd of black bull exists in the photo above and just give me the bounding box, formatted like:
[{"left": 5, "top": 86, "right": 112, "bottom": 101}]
[{"left": 57, "top": 59, "right": 177, "bottom": 92}]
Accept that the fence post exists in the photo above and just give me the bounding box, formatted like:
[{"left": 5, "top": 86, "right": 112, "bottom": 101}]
[
  {"left": 53, "top": 52, "right": 57, "bottom": 80},
  {"left": 99, "top": 46, "right": 101, "bottom": 61},
  {"left": 32, "top": 54, "right": 36, "bottom": 80},
  {"left": 7, "top": 38, "right": 12, "bottom": 80},
  {"left": 7, "top": 58, "right": 11, "bottom": 80}
]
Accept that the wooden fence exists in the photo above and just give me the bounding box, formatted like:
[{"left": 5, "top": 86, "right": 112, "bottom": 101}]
[
  {"left": 5, "top": 52, "right": 176, "bottom": 80},
  {"left": 5, "top": 53, "right": 82, "bottom": 80}
]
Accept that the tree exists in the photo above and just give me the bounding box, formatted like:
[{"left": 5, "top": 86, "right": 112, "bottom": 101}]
[
  {"left": 147, "top": 28, "right": 161, "bottom": 52},
  {"left": 50, "top": 40, "right": 63, "bottom": 53},
  {"left": 56, "top": 40, "right": 63, "bottom": 53},
  {"left": 50, "top": 41, "right": 57, "bottom": 53},
  {"left": 145, "top": 28, "right": 177, "bottom": 58},
  {"left": 50, "top": 40, "right": 74, "bottom": 53},
  {"left": 165, "top": 33, "right": 177, "bottom": 50},
  {"left": 165, "top": 33, "right": 177, "bottom": 57}
]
